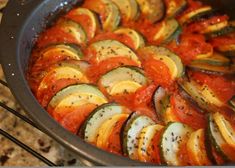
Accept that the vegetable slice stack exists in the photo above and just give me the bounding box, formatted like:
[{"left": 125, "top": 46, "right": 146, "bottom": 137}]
[{"left": 27, "top": 0, "right": 235, "bottom": 165}]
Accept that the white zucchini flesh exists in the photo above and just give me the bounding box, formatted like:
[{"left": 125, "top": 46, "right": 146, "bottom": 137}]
[
  {"left": 83, "top": 103, "right": 128, "bottom": 143},
  {"left": 90, "top": 40, "right": 141, "bottom": 65},
  {"left": 186, "top": 129, "right": 211, "bottom": 165},
  {"left": 213, "top": 112, "right": 235, "bottom": 149},
  {"left": 160, "top": 122, "right": 193, "bottom": 166},
  {"left": 138, "top": 124, "right": 163, "bottom": 161},
  {"left": 48, "top": 84, "right": 107, "bottom": 109},
  {"left": 124, "top": 115, "right": 155, "bottom": 160}
]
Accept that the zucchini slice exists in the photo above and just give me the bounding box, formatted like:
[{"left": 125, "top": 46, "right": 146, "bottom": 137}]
[
  {"left": 216, "top": 44, "right": 235, "bottom": 57},
  {"left": 122, "top": 115, "right": 155, "bottom": 160},
  {"left": 206, "top": 25, "right": 235, "bottom": 39},
  {"left": 48, "top": 84, "right": 107, "bottom": 110},
  {"left": 192, "top": 52, "right": 231, "bottom": 66},
  {"left": 153, "top": 86, "right": 170, "bottom": 116},
  {"left": 138, "top": 124, "right": 163, "bottom": 161},
  {"left": 186, "top": 129, "right": 211, "bottom": 165},
  {"left": 114, "top": 28, "right": 145, "bottom": 50},
  {"left": 179, "top": 6, "right": 212, "bottom": 24},
  {"left": 153, "top": 86, "right": 174, "bottom": 123},
  {"left": 66, "top": 8, "right": 100, "bottom": 39},
  {"left": 159, "top": 122, "right": 193, "bottom": 165},
  {"left": 110, "top": 0, "right": 139, "bottom": 21},
  {"left": 57, "top": 18, "right": 87, "bottom": 44},
  {"left": 154, "top": 19, "right": 182, "bottom": 44},
  {"left": 37, "top": 61, "right": 89, "bottom": 95},
  {"left": 89, "top": 40, "right": 141, "bottom": 65},
  {"left": 82, "top": 103, "right": 128, "bottom": 143},
  {"left": 213, "top": 112, "right": 235, "bottom": 149},
  {"left": 207, "top": 114, "right": 231, "bottom": 162},
  {"left": 228, "top": 96, "right": 235, "bottom": 111},
  {"left": 38, "top": 44, "right": 83, "bottom": 61},
  {"left": 178, "top": 78, "right": 223, "bottom": 112},
  {"left": 85, "top": 0, "right": 120, "bottom": 31},
  {"left": 165, "top": 0, "right": 187, "bottom": 18},
  {"left": 201, "top": 20, "right": 229, "bottom": 34},
  {"left": 188, "top": 61, "right": 235, "bottom": 75},
  {"left": 136, "top": 0, "right": 165, "bottom": 23},
  {"left": 53, "top": 91, "right": 107, "bottom": 111},
  {"left": 96, "top": 113, "right": 129, "bottom": 149},
  {"left": 139, "top": 46, "right": 184, "bottom": 78},
  {"left": 99, "top": 66, "right": 148, "bottom": 95}
]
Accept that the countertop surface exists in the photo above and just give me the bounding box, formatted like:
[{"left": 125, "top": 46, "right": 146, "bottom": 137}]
[{"left": 0, "top": 0, "right": 83, "bottom": 166}]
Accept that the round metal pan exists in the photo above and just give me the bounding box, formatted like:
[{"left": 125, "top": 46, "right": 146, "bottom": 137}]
[{"left": 0, "top": 0, "right": 234, "bottom": 166}]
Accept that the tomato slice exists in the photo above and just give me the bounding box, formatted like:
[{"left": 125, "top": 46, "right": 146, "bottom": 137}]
[
  {"left": 143, "top": 58, "right": 173, "bottom": 88},
  {"left": 133, "top": 84, "right": 158, "bottom": 107},
  {"left": 110, "top": 93, "right": 136, "bottom": 110},
  {"left": 146, "top": 128, "right": 163, "bottom": 164},
  {"left": 177, "top": 140, "right": 191, "bottom": 166},
  {"left": 168, "top": 33, "right": 213, "bottom": 64},
  {"left": 89, "top": 32, "right": 135, "bottom": 50},
  {"left": 60, "top": 103, "right": 97, "bottom": 134},
  {"left": 171, "top": 94, "right": 206, "bottom": 130},
  {"left": 37, "top": 78, "right": 79, "bottom": 108},
  {"left": 37, "top": 26, "right": 79, "bottom": 48},
  {"left": 190, "top": 71, "right": 235, "bottom": 102},
  {"left": 87, "top": 57, "right": 138, "bottom": 82},
  {"left": 66, "top": 11, "right": 98, "bottom": 40},
  {"left": 105, "top": 116, "right": 128, "bottom": 155}
]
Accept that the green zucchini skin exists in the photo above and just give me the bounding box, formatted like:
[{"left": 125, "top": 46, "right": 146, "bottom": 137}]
[
  {"left": 166, "top": 0, "right": 188, "bottom": 18},
  {"left": 136, "top": 0, "right": 165, "bottom": 23},
  {"left": 192, "top": 52, "right": 231, "bottom": 66},
  {"left": 152, "top": 86, "right": 171, "bottom": 120},
  {"left": 122, "top": 114, "right": 155, "bottom": 159},
  {"left": 47, "top": 83, "right": 107, "bottom": 109},
  {"left": 206, "top": 26, "right": 235, "bottom": 39},
  {"left": 81, "top": 103, "right": 127, "bottom": 141},
  {"left": 228, "top": 96, "right": 235, "bottom": 111},
  {"left": 207, "top": 115, "right": 230, "bottom": 162},
  {"left": 57, "top": 18, "right": 87, "bottom": 44}
]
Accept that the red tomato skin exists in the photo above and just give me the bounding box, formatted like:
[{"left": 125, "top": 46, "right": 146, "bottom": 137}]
[
  {"left": 87, "top": 57, "right": 138, "bottom": 83},
  {"left": 143, "top": 59, "right": 173, "bottom": 88},
  {"left": 168, "top": 33, "right": 213, "bottom": 64},
  {"left": 133, "top": 84, "right": 158, "bottom": 107},
  {"left": 171, "top": 94, "right": 206, "bottom": 130},
  {"left": 59, "top": 104, "right": 97, "bottom": 134},
  {"left": 105, "top": 117, "right": 128, "bottom": 155},
  {"left": 146, "top": 129, "right": 164, "bottom": 164},
  {"left": 37, "top": 78, "right": 79, "bottom": 108}
]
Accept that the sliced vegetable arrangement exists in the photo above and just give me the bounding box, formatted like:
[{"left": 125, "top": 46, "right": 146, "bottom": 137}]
[{"left": 27, "top": 0, "right": 235, "bottom": 165}]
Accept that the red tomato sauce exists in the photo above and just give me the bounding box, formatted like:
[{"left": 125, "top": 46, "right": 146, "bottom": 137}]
[{"left": 37, "top": 26, "right": 79, "bottom": 48}]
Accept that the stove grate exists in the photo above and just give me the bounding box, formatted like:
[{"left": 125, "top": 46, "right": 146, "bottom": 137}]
[{"left": 0, "top": 79, "right": 57, "bottom": 166}]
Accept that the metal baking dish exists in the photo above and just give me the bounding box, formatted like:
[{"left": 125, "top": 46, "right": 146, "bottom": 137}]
[{"left": 0, "top": 0, "right": 234, "bottom": 166}]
